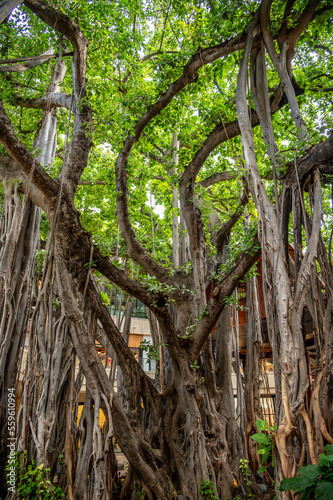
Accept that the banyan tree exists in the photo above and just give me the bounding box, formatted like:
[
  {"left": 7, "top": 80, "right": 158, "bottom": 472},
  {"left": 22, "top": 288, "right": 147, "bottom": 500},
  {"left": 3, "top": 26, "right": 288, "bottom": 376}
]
[{"left": 0, "top": 0, "right": 333, "bottom": 498}]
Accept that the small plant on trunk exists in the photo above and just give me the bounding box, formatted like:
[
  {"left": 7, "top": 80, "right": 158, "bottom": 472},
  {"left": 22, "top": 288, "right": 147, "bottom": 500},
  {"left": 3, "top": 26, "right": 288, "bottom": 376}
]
[
  {"left": 132, "top": 482, "right": 144, "bottom": 499},
  {"left": 199, "top": 479, "right": 219, "bottom": 500},
  {"left": 251, "top": 419, "right": 277, "bottom": 474},
  {"left": 239, "top": 458, "right": 252, "bottom": 487}
]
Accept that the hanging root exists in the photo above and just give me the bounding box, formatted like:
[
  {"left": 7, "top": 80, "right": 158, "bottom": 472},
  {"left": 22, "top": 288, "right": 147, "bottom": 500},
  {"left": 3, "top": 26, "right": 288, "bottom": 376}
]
[
  {"left": 276, "top": 417, "right": 294, "bottom": 478},
  {"left": 299, "top": 406, "right": 318, "bottom": 465},
  {"left": 313, "top": 372, "right": 333, "bottom": 444},
  {"left": 298, "top": 443, "right": 305, "bottom": 468},
  {"left": 276, "top": 377, "right": 295, "bottom": 478}
]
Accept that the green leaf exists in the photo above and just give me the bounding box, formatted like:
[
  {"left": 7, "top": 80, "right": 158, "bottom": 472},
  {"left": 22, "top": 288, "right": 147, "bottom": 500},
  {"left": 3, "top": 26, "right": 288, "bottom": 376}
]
[
  {"left": 251, "top": 433, "right": 270, "bottom": 445},
  {"left": 302, "top": 486, "right": 317, "bottom": 500},
  {"left": 257, "top": 465, "right": 268, "bottom": 474},
  {"left": 260, "top": 449, "right": 270, "bottom": 465},
  {"left": 256, "top": 420, "right": 269, "bottom": 431},
  {"left": 320, "top": 454, "right": 333, "bottom": 468},
  {"left": 325, "top": 472, "right": 333, "bottom": 483},
  {"left": 315, "top": 481, "right": 333, "bottom": 499},
  {"left": 299, "top": 464, "right": 322, "bottom": 482},
  {"left": 324, "top": 444, "right": 333, "bottom": 456},
  {"left": 99, "top": 291, "right": 110, "bottom": 306},
  {"left": 279, "top": 476, "right": 313, "bottom": 492}
]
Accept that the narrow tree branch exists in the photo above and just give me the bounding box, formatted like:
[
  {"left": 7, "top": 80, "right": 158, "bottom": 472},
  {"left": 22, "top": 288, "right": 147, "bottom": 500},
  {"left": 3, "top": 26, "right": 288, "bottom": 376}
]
[
  {"left": 310, "top": 73, "right": 333, "bottom": 82},
  {"left": 15, "top": 93, "right": 72, "bottom": 110},
  {"left": 0, "top": 50, "right": 73, "bottom": 65},
  {"left": 0, "top": 49, "right": 74, "bottom": 72},
  {"left": 198, "top": 171, "right": 236, "bottom": 187},
  {"left": 133, "top": 32, "right": 247, "bottom": 139},
  {"left": 158, "top": 1, "right": 171, "bottom": 52},
  {"left": 121, "top": 50, "right": 180, "bottom": 86},
  {"left": 286, "top": 0, "right": 320, "bottom": 48},
  {"left": 313, "top": 44, "right": 333, "bottom": 56},
  {"left": 0, "top": 46, "right": 54, "bottom": 72},
  {"left": 211, "top": 188, "right": 249, "bottom": 250}
]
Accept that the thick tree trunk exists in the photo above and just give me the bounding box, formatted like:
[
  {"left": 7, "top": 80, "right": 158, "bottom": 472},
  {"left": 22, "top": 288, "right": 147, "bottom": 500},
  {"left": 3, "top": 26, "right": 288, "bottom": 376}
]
[{"left": 39, "top": 193, "right": 257, "bottom": 499}]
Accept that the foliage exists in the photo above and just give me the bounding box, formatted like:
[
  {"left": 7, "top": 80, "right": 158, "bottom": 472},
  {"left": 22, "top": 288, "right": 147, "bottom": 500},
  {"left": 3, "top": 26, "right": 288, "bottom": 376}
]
[
  {"left": 35, "top": 249, "right": 47, "bottom": 274},
  {"left": 139, "top": 338, "right": 168, "bottom": 363},
  {"left": 190, "top": 360, "right": 200, "bottom": 371},
  {"left": 199, "top": 479, "right": 218, "bottom": 500},
  {"left": 209, "top": 223, "right": 260, "bottom": 286},
  {"left": 279, "top": 444, "right": 333, "bottom": 499},
  {"left": 239, "top": 459, "right": 252, "bottom": 487},
  {"left": 251, "top": 420, "right": 277, "bottom": 474},
  {"left": 132, "top": 482, "right": 144, "bottom": 499},
  {"left": 5, "top": 451, "right": 65, "bottom": 499},
  {"left": 142, "top": 276, "right": 176, "bottom": 298},
  {"left": 99, "top": 290, "right": 110, "bottom": 307}
]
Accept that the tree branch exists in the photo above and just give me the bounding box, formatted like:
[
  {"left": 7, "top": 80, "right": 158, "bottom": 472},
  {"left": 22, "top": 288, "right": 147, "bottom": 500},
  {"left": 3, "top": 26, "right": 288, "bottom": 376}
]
[
  {"left": 0, "top": 0, "right": 23, "bottom": 24},
  {"left": 24, "top": 0, "right": 93, "bottom": 191},
  {"left": 92, "top": 247, "right": 157, "bottom": 307},
  {"left": 92, "top": 245, "right": 184, "bottom": 350},
  {"left": 121, "top": 51, "right": 181, "bottom": 86},
  {"left": 115, "top": 30, "right": 247, "bottom": 287},
  {"left": 210, "top": 188, "right": 249, "bottom": 251},
  {"left": 261, "top": 0, "right": 308, "bottom": 136},
  {"left": 198, "top": 171, "right": 236, "bottom": 188},
  {"left": 24, "top": 0, "right": 87, "bottom": 96},
  {"left": 133, "top": 32, "right": 246, "bottom": 140},
  {"left": 0, "top": 50, "right": 73, "bottom": 65},
  {"left": 313, "top": 44, "right": 333, "bottom": 56},
  {"left": 177, "top": 82, "right": 289, "bottom": 303},
  {"left": 15, "top": 93, "right": 72, "bottom": 110},
  {"left": 190, "top": 243, "right": 261, "bottom": 359},
  {"left": 0, "top": 101, "right": 58, "bottom": 200},
  {"left": 285, "top": 0, "right": 320, "bottom": 48},
  {"left": 310, "top": 73, "right": 333, "bottom": 82},
  {"left": 0, "top": 48, "right": 74, "bottom": 72},
  {"left": 0, "top": 153, "right": 48, "bottom": 209},
  {"left": 85, "top": 280, "right": 159, "bottom": 400},
  {"left": 284, "top": 134, "right": 333, "bottom": 185},
  {"left": 180, "top": 83, "right": 289, "bottom": 192}
]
